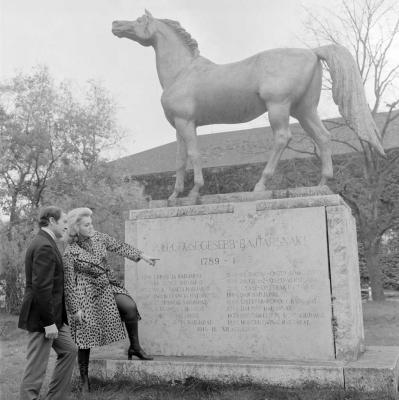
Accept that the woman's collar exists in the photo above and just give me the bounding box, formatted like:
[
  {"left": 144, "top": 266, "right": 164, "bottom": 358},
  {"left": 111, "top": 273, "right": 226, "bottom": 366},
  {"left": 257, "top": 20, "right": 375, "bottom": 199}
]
[{"left": 77, "top": 234, "right": 91, "bottom": 243}]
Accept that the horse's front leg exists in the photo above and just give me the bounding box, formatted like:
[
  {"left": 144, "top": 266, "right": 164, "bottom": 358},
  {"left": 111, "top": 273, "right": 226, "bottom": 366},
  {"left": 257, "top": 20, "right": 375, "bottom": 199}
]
[
  {"left": 169, "top": 133, "right": 187, "bottom": 200},
  {"left": 175, "top": 118, "right": 203, "bottom": 200}
]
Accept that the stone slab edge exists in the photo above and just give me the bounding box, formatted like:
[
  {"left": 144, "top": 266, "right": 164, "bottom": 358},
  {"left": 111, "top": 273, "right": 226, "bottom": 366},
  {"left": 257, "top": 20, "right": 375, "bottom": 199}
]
[
  {"left": 326, "top": 205, "right": 365, "bottom": 361},
  {"left": 129, "top": 194, "right": 346, "bottom": 220},
  {"left": 147, "top": 186, "right": 334, "bottom": 209}
]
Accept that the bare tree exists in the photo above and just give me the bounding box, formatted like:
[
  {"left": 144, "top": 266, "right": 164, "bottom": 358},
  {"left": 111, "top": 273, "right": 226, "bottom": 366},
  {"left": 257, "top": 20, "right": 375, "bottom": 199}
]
[{"left": 302, "top": 0, "right": 399, "bottom": 300}]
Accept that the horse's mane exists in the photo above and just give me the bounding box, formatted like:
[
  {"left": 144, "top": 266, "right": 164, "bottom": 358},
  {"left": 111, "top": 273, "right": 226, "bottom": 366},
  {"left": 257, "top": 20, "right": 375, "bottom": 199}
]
[{"left": 159, "top": 19, "right": 200, "bottom": 57}]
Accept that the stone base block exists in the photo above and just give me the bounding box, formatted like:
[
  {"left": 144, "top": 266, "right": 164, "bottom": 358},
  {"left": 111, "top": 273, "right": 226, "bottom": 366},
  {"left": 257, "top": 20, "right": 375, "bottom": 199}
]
[
  {"left": 90, "top": 346, "right": 399, "bottom": 397},
  {"left": 90, "top": 356, "right": 345, "bottom": 387},
  {"left": 344, "top": 346, "right": 399, "bottom": 394}
]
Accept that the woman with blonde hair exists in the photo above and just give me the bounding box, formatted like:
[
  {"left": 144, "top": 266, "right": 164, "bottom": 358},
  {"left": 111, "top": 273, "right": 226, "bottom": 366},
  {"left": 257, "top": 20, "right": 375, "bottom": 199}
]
[{"left": 63, "top": 207, "right": 158, "bottom": 392}]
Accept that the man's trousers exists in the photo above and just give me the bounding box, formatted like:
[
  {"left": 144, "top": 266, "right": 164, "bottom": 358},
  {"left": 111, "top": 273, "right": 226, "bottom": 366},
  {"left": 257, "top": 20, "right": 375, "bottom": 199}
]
[{"left": 20, "top": 324, "right": 78, "bottom": 400}]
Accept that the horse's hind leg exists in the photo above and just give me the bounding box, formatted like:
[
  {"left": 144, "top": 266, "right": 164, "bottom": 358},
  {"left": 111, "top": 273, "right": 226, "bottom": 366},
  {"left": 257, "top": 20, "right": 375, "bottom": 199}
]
[
  {"left": 294, "top": 109, "right": 333, "bottom": 185},
  {"left": 292, "top": 61, "right": 333, "bottom": 185},
  {"left": 254, "top": 104, "right": 292, "bottom": 192}
]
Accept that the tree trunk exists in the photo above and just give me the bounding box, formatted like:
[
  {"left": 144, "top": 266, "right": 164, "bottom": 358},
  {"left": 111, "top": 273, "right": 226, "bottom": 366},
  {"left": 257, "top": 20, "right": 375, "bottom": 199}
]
[
  {"left": 7, "top": 193, "right": 19, "bottom": 241},
  {"left": 364, "top": 244, "right": 385, "bottom": 301}
]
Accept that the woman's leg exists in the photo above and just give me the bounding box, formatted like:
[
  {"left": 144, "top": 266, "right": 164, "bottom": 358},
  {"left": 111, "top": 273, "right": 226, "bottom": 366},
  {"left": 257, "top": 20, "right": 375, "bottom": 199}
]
[
  {"left": 114, "top": 294, "right": 153, "bottom": 360},
  {"left": 114, "top": 293, "right": 139, "bottom": 321},
  {"left": 77, "top": 348, "right": 90, "bottom": 392}
]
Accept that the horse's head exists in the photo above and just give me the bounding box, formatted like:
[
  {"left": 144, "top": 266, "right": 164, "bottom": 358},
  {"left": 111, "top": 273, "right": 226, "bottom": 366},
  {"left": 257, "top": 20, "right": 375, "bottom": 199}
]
[{"left": 112, "top": 10, "right": 156, "bottom": 47}]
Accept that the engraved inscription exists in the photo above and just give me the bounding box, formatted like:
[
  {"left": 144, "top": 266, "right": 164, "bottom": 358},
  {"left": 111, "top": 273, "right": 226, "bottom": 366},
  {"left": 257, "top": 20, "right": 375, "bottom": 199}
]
[
  {"left": 138, "top": 240, "right": 326, "bottom": 336},
  {"left": 159, "top": 234, "right": 307, "bottom": 253},
  {"left": 223, "top": 270, "right": 325, "bottom": 333}
]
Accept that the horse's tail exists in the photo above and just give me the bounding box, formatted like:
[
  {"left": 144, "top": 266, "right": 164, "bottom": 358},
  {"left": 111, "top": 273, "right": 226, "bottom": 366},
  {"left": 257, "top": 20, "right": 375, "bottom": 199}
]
[{"left": 313, "top": 44, "right": 385, "bottom": 156}]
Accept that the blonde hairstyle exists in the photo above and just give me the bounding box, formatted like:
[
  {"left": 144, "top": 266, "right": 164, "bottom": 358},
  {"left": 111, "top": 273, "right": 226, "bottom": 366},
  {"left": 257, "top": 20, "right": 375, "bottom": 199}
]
[{"left": 66, "top": 207, "right": 93, "bottom": 243}]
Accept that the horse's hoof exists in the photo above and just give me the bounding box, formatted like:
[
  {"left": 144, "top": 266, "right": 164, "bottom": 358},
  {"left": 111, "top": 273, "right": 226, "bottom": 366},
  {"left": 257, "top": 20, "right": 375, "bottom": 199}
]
[
  {"left": 168, "top": 192, "right": 179, "bottom": 201},
  {"left": 253, "top": 183, "right": 266, "bottom": 192},
  {"left": 188, "top": 190, "right": 200, "bottom": 201},
  {"left": 318, "top": 178, "right": 328, "bottom": 186}
]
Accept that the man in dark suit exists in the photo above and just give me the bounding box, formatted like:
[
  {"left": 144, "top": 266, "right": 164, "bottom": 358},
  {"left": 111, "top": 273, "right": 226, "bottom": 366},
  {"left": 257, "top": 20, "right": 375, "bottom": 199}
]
[{"left": 19, "top": 206, "right": 77, "bottom": 400}]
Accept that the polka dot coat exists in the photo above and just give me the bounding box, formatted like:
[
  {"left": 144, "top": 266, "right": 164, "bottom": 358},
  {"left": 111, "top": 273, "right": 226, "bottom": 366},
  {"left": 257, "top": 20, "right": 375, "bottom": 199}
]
[{"left": 63, "top": 231, "right": 142, "bottom": 349}]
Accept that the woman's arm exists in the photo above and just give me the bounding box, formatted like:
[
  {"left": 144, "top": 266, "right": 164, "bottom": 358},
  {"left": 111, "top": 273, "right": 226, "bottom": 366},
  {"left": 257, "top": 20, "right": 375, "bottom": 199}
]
[
  {"left": 63, "top": 252, "right": 82, "bottom": 316},
  {"left": 100, "top": 232, "right": 159, "bottom": 266},
  {"left": 100, "top": 232, "right": 143, "bottom": 262}
]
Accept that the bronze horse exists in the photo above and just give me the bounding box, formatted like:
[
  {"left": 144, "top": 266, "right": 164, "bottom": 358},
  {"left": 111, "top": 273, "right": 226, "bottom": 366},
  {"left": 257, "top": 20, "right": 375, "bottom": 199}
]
[{"left": 112, "top": 10, "right": 384, "bottom": 200}]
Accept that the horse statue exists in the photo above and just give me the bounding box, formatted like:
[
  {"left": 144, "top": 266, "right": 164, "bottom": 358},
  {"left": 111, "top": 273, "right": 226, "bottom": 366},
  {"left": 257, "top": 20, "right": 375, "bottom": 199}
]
[{"left": 112, "top": 10, "right": 385, "bottom": 200}]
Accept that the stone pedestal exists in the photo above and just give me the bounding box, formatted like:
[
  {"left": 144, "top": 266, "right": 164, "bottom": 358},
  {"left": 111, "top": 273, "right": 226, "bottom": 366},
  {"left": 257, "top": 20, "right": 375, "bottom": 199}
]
[{"left": 125, "top": 188, "right": 364, "bottom": 362}]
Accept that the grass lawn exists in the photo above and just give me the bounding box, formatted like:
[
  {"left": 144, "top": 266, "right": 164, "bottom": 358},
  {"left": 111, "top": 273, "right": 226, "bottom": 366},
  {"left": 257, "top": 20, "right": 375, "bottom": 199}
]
[{"left": 1, "top": 300, "right": 398, "bottom": 400}]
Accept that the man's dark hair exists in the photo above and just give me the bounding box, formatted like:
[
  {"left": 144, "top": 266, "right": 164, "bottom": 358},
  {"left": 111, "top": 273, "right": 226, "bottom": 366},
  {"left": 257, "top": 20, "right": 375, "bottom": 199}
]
[{"left": 38, "top": 206, "right": 62, "bottom": 228}]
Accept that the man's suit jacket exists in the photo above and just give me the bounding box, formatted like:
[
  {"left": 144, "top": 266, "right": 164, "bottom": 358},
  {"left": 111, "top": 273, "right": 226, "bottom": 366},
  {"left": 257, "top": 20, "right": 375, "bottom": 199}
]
[{"left": 18, "top": 229, "right": 68, "bottom": 332}]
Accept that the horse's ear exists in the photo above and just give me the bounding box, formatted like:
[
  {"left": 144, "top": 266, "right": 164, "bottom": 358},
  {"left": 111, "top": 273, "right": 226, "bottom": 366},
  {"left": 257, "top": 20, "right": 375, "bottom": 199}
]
[{"left": 145, "top": 9, "right": 153, "bottom": 19}]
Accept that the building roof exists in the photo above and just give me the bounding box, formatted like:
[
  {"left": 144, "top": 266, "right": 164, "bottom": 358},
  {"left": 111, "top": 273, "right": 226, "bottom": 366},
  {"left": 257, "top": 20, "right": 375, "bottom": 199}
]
[{"left": 110, "top": 112, "right": 399, "bottom": 176}]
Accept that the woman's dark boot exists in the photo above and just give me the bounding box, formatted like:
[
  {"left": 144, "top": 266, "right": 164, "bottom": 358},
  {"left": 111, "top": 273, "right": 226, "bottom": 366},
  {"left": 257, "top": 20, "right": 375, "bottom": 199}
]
[
  {"left": 78, "top": 348, "right": 91, "bottom": 393},
  {"left": 125, "top": 319, "right": 153, "bottom": 360}
]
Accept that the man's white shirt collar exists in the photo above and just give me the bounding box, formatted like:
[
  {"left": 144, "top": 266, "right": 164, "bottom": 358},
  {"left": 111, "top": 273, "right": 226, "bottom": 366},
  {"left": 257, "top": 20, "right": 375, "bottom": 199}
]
[{"left": 41, "top": 227, "right": 56, "bottom": 241}]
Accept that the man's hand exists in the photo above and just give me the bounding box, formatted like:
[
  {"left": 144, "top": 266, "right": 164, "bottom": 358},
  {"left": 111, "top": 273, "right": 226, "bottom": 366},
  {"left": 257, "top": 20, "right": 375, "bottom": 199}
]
[
  {"left": 141, "top": 255, "right": 159, "bottom": 267},
  {"left": 74, "top": 310, "right": 84, "bottom": 324},
  {"left": 44, "top": 324, "right": 58, "bottom": 339}
]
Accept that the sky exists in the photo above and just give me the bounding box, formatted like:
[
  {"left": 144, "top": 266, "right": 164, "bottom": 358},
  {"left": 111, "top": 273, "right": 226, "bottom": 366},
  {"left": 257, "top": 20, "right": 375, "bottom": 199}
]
[{"left": 1, "top": 0, "right": 342, "bottom": 159}]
